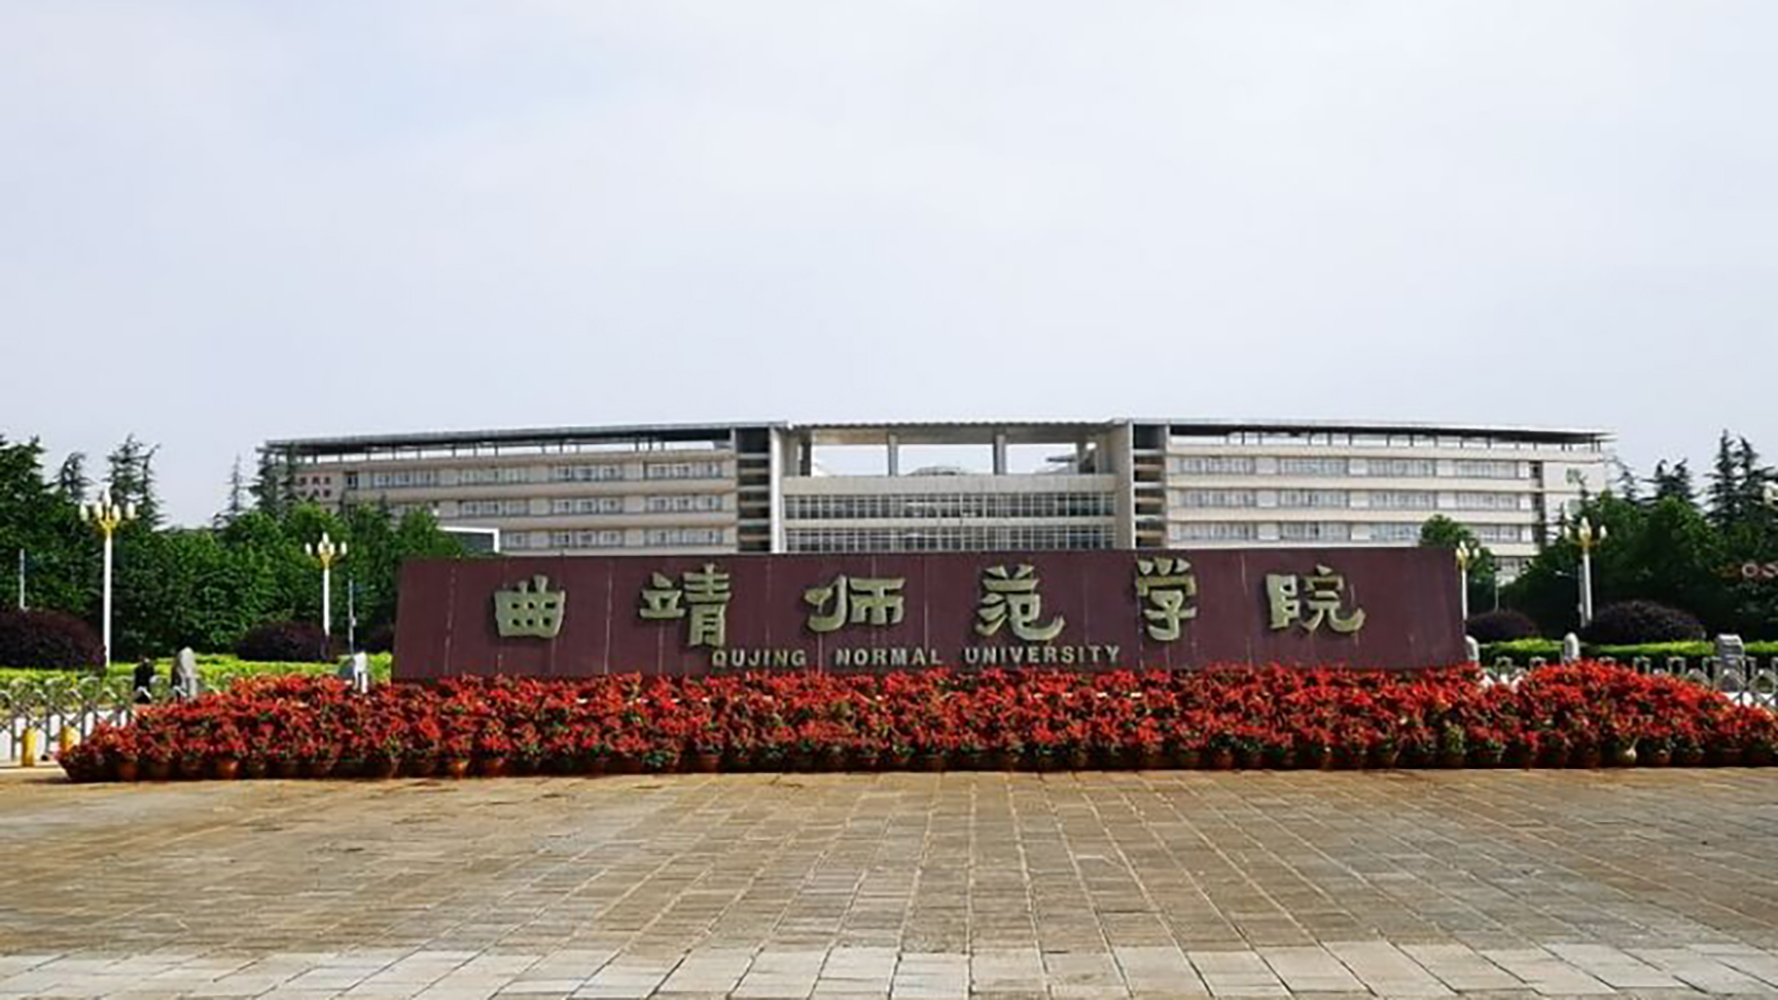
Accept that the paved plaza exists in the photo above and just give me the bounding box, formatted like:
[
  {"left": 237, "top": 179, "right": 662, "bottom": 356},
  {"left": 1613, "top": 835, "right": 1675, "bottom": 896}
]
[{"left": 4, "top": 769, "right": 1778, "bottom": 999}]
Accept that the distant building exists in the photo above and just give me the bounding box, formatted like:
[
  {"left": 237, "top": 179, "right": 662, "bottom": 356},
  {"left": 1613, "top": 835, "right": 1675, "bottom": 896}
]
[{"left": 266, "top": 419, "right": 1610, "bottom": 579}]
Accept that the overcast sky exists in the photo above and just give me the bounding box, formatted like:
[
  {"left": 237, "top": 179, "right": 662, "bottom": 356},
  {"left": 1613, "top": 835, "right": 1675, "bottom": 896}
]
[{"left": 2, "top": 2, "right": 1773, "bottom": 524}]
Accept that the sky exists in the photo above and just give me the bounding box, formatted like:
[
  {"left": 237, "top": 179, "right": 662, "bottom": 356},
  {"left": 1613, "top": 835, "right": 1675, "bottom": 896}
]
[{"left": 2, "top": 2, "right": 1774, "bottom": 525}]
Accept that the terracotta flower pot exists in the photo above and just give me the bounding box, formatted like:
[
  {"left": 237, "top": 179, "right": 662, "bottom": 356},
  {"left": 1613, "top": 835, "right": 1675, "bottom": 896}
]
[
  {"left": 366, "top": 758, "right": 400, "bottom": 780},
  {"left": 1746, "top": 744, "right": 1773, "bottom": 767},
  {"left": 405, "top": 757, "right": 438, "bottom": 778},
  {"left": 304, "top": 759, "right": 337, "bottom": 779},
  {"left": 115, "top": 759, "right": 140, "bottom": 783},
  {"left": 1608, "top": 745, "right": 1638, "bottom": 768},
  {"left": 1137, "top": 749, "right": 1167, "bottom": 771},
  {"left": 990, "top": 750, "right": 1020, "bottom": 771},
  {"left": 268, "top": 759, "right": 296, "bottom": 779},
  {"left": 693, "top": 752, "right": 723, "bottom": 773},
  {"left": 145, "top": 759, "right": 173, "bottom": 781},
  {"left": 210, "top": 758, "right": 241, "bottom": 781},
  {"left": 1173, "top": 749, "right": 1201, "bottom": 770},
  {"left": 1572, "top": 748, "right": 1602, "bottom": 769},
  {"left": 1677, "top": 746, "right": 1706, "bottom": 767},
  {"left": 477, "top": 756, "right": 509, "bottom": 778},
  {"left": 176, "top": 757, "right": 206, "bottom": 781},
  {"left": 242, "top": 759, "right": 269, "bottom": 780},
  {"left": 1371, "top": 748, "right": 1400, "bottom": 770},
  {"left": 917, "top": 752, "right": 947, "bottom": 772},
  {"left": 444, "top": 758, "right": 472, "bottom": 779},
  {"left": 1645, "top": 747, "right": 1672, "bottom": 767},
  {"left": 1710, "top": 747, "right": 1744, "bottom": 768},
  {"left": 1209, "top": 749, "right": 1236, "bottom": 771}
]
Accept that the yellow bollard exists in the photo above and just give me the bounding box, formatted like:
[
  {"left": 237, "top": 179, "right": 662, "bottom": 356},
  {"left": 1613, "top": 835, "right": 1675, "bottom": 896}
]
[
  {"left": 59, "top": 726, "right": 79, "bottom": 758},
  {"left": 20, "top": 728, "right": 40, "bottom": 768}
]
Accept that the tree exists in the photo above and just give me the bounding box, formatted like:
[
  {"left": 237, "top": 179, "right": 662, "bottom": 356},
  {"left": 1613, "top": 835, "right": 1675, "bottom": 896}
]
[
  {"left": 1709, "top": 430, "right": 1742, "bottom": 529},
  {"left": 104, "top": 435, "right": 161, "bottom": 528},
  {"left": 1418, "top": 515, "right": 1498, "bottom": 616},
  {"left": 1611, "top": 456, "right": 1642, "bottom": 504},
  {"left": 215, "top": 456, "right": 249, "bottom": 528},
  {"left": 55, "top": 452, "right": 88, "bottom": 505},
  {"left": 251, "top": 449, "right": 294, "bottom": 517},
  {"left": 1650, "top": 459, "right": 1696, "bottom": 506}
]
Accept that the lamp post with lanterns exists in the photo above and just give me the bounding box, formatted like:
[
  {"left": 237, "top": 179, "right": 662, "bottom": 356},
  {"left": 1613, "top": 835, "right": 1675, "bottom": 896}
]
[
  {"left": 80, "top": 489, "right": 137, "bottom": 665},
  {"left": 304, "top": 532, "right": 347, "bottom": 637},
  {"left": 1568, "top": 516, "right": 1609, "bottom": 628}
]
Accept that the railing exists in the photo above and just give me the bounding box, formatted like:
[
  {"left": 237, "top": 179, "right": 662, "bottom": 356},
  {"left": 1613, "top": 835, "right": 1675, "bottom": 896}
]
[
  {"left": 0, "top": 667, "right": 345, "bottom": 767},
  {"left": 1483, "top": 655, "right": 1778, "bottom": 709}
]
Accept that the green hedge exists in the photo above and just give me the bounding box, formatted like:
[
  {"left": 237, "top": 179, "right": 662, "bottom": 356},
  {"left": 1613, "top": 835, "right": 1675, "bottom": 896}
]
[
  {"left": 1479, "top": 639, "right": 1778, "bottom": 664},
  {"left": 0, "top": 653, "right": 392, "bottom": 686}
]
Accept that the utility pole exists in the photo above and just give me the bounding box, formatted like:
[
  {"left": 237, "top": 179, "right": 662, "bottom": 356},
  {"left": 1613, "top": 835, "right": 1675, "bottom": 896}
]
[{"left": 16, "top": 549, "right": 24, "bottom": 611}]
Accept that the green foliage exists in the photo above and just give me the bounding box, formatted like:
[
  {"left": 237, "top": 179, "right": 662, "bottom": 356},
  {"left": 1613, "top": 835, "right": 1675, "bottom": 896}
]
[
  {"left": 0, "top": 433, "right": 468, "bottom": 659},
  {"left": 1418, "top": 514, "right": 1498, "bottom": 614},
  {"left": 0, "top": 652, "right": 393, "bottom": 686}
]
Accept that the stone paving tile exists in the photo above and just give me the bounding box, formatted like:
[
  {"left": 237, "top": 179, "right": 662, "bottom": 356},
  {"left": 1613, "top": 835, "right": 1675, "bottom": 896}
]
[{"left": 5, "top": 773, "right": 1778, "bottom": 997}]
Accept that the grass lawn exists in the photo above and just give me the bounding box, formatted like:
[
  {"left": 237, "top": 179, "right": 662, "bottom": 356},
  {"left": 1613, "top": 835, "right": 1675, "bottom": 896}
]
[{"left": 0, "top": 652, "right": 394, "bottom": 686}]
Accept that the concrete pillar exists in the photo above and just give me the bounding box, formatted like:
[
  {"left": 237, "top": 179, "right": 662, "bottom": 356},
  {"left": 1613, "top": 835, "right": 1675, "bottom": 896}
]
[
  {"left": 797, "top": 434, "right": 813, "bottom": 476},
  {"left": 992, "top": 432, "right": 1008, "bottom": 476},
  {"left": 887, "top": 433, "right": 900, "bottom": 477}
]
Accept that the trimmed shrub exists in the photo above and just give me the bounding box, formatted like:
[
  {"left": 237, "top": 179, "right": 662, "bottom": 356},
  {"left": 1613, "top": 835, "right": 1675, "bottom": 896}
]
[
  {"left": 235, "top": 620, "right": 335, "bottom": 663},
  {"left": 1465, "top": 609, "right": 1539, "bottom": 643},
  {"left": 1582, "top": 600, "right": 1707, "bottom": 645},
  {"left": 0, "top": 609, "right": 104, "bottom": 669}
]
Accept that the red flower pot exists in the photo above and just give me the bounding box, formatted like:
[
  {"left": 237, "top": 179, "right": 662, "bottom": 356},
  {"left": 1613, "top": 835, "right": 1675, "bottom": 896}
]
[
  {"left": 176, "top": 757, "right": 205, "bottom": 781},
  {"left": 1173, "top": 749, "right": 1201, "bottom": 770},
  {"left": 1710, "top": 747, "right": 1744, "bottom": 768},
  {"left": 145, "top": 759, "right": 173, "bottom": 781},
  {"left": 243, "top": 759, "right": 269, "bottom": 780},
  {"left": 917, "top": 752, "right": 947, "bottom": 772},
  {"left": 365, "top": 758, "right": 400, "bottom": 780},
  {"left": 477, "top": 757, "right": 509, "bottom": 778},
  {"left": 209, "top": 758, "right": 241, "bottom": 781},
  {"left": 304, "top": 759, "right": 337, "bottom": 779},
  {"left": 693, "top": 752, "right": 722, "bottom": 773},
  {"left": 1645, "top": 747, "right": 1672, "bottom": 767},
  {"left": 444, "top": 758, "right": 472, "bottom": 779},
  {"left": 1209, "top": 749, "right": 1236, "bottom": 771},
  {"left": 405, "top": 757, "right": 438, "bottom": 778},
  {"left": 115, "top": 759, "right": 140, "bottom": 783}
]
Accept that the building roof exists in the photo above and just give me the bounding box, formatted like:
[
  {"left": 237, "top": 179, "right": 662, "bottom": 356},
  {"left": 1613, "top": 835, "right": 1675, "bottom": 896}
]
[{"left": 266, "top": 418, "right": 1611, "bottom": 456}]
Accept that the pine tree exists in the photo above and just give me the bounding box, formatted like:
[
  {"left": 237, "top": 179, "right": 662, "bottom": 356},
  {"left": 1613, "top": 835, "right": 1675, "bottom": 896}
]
[
  {"left": 1708, "top": 430, "right": 1740, "bottom": 528},
  {"left": 104, "top": 435, "right": 161, "bottom": 527},
  {"left": 250, "top": 449, "right": 293, "bottom": 517},
  {"left": 1734, "top": 436, "right": 1769, "bottom": 515},
  {"left": 55, "top": 452, "right": 88, "bottom": 504},
  {"left": 1611, "top": 456, "right": 1641, "bottom": 503},
  {"left": 1651, "top": 459, "right": 1696, "bottom": 505},
  {"left": 215, "top": 456, "right": 249, "bottom": 528}
]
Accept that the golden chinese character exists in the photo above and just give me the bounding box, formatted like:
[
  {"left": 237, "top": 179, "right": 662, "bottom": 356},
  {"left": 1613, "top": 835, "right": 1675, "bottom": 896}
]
[
  {"left": 1266, "top": 565, "right": 1365, "bottom": 634},
  {"left": 1134, "top": 558, "right": 1197, "bottom": 642},
  {"left": 1303, "top": 564, "right": 1365, "bottom": 634},
  {"left": 975, "top": 564, "right": 1065, "bottom": 641},
  {"left": 638, "top": 564, "right": 734, "bottom": 647},
  {"left": 804, "top": 574, "right": 907, "bottom": 633}
]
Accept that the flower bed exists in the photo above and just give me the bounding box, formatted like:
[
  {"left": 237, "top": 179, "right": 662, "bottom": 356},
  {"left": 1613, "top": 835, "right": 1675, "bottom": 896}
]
[{"left": 58, "top": 663, "right": 1778, "bottom": 781}]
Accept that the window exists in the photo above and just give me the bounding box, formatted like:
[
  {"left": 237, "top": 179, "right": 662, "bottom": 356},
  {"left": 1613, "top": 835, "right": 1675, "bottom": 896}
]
[
  {"left": 1173, "top": 455, "right": 1256, "bottom": 475},
  {"left": 1276, "top": 457, "right": 1350, "bottom": 477},
  {"left": 1172, "top": 489, "right": 1257, "bottom": 509},
  {"left": 1368, "top": 522, "right": 1423, "bottom": 542},
  {"left": 1367, "top": 491, "right": 1437, "bottom": 509},
  {"left": 459, "top": 467, "right": 533, "bottom": 485},
  {"left": 1277, "top": 489, "right": 1349, "bottom": 508},
  {"left": 644, "top": 462, "right": 725, "bottom": 480},
  {"left": 1452, "top": 492, "right": 1523, "bottom": 510},
  {"left": 343, "top": 471, "right": 359, "bottom": 490},
  {"left": 552, "top": 497, "right": 624, "bottom": 515},
  {"left": 647, "top": 494, "right": 724, "bottom": 513},
  {"left": 369, "top": 469, "right": 440, "bottom": 489},
  {"left": 784, "top": 525, "right": 1112, "bottom": 552},
  {"left": 1470, "top": 523, "right": 1529, "bottom": 543},
  {"left": 552, "top": 464, "right": 627, "bottom": 482},
  {"left": 1451, "top": 460, "right": 1520, "bottom": 479},
  {"left": 1362, "top": 458, "right": 1435, "bottom": 478},
  {"left": 783, "top": 493, "right": 1114, "bottom": 520},
  {"left": 551, "top": 529, "right": 623, "bottom": 549},
  {"left": 1168, "top": 522, "right": 1258, "bottom": 542},
  {"left": 645, "top": 527, "right": 725, "bottom": 546},
  {"left": 1278, "top": 521, "right": 1352, "bottom": 541},
  {"left": 505, "top": 532, "right": 529, "bottom": 549}
]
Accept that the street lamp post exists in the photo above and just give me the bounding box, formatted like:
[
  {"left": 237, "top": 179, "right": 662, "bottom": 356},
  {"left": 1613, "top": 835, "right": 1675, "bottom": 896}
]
[
  {"left": 80, "top": 489, "right": 137, "bottom": 665},
  {"left": 1568, "top": 516, "right": 1609, "bottom": 629},
  {"left": 304, "top": 532, "right": 348, "bottom": 637},
  {"left": 1454, "top": 540, "right": 1480, "bottom": 624}
]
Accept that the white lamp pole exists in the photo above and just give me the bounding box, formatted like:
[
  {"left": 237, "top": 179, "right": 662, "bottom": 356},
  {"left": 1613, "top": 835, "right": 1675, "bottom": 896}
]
[
  {"left": 1454, "top": 539, "right": 1479, "bottom": 623},
  {"left": 1568, "top": 516, "right": 1609, "bottom": 628},
  {"left": 80, "top": 488, "right": 137, "bottom": 665},
  {"left": 304, "top": 532, "right": 347, "bottom": 637}
]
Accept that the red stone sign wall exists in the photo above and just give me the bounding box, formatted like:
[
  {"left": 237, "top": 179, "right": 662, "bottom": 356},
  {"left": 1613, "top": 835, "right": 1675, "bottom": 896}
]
[{"left": 393, "top": 548, "right": 1465, "bottom": 679}]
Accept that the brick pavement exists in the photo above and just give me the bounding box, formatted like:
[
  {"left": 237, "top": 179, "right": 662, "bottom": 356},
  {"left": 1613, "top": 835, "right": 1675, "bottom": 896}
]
[{"left": 3, "top": 769, "right": 1778, "bottom": 998}]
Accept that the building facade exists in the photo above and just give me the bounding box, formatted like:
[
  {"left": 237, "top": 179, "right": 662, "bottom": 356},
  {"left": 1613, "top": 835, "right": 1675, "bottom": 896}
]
[{"left": 267, "top": 419, "right": 1610, "bottom": 579}]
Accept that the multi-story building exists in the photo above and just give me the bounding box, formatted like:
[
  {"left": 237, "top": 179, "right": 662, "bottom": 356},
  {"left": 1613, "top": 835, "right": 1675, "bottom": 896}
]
[{"left": 266, "top": 419, "right": 1610, "bottom": 579}]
